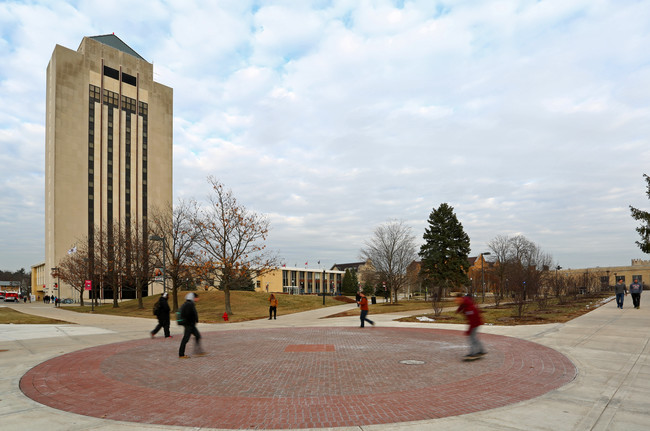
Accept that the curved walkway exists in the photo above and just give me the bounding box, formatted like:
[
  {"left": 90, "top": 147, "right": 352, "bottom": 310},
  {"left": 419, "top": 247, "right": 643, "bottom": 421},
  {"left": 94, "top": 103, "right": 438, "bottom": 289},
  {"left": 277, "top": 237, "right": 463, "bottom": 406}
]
[{"left": 1, "top": 299, "right": 649, "bottom": 430}]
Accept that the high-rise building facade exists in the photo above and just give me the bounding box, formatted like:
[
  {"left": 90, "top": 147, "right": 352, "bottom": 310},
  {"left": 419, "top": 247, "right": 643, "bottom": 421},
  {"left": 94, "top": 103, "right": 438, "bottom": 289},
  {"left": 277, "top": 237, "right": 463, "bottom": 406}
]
[{"left": 45, "top": 35, "right": 172, "bottom": 300}]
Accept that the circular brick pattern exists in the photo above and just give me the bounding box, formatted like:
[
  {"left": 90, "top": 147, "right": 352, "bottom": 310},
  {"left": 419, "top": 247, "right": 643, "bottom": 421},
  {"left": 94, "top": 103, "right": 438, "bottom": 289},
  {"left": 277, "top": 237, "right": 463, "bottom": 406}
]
[{"left": 20, "top": 327, "right": 576, "bottom": 429}]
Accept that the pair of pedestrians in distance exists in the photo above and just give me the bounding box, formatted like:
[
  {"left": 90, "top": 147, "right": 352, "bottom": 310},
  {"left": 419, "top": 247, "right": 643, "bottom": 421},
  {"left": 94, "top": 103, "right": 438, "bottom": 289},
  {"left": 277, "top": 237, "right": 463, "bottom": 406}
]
[
  {"left": 614, "top": 279, "right": 643, "bottom": 309},
  {"left": 150, "top": 292, "right": 205, "bottom": 358}
]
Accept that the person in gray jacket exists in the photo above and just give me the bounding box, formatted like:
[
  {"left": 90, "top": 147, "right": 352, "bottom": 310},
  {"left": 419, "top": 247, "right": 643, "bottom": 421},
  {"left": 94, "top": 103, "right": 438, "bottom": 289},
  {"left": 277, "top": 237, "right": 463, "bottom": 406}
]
[
  {"left": 629, "top": 278, "right": 643, "bottom": 309},
  {"left": 614, "top": 280, "right": 627, "bottom": 309}
]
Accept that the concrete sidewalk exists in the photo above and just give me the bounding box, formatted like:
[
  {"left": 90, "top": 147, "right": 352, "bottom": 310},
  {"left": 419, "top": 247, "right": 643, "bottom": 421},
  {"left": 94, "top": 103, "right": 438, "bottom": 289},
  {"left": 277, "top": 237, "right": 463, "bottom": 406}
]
[{"left": 1, "top": 299, "right": 649, "bottom": 430}]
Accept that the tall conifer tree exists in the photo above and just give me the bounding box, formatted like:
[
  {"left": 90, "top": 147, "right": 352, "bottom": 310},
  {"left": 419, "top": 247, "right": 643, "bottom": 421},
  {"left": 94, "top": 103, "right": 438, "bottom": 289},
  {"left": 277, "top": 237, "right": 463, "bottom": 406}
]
[{"left": 419, "top": 203, "right": 471, "bottom": 293}]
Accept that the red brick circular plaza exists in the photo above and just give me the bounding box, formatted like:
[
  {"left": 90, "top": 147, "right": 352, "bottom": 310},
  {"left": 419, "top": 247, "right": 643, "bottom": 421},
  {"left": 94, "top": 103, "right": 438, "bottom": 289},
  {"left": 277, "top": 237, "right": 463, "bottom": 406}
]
[{"left": 20, "top": 327, "right": 576, "bottom": 429}]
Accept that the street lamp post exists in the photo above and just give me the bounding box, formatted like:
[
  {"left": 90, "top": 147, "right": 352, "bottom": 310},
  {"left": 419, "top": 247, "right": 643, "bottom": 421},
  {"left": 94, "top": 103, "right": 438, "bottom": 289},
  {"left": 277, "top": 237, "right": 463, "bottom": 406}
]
[
  {"left": 480, "top": 252, "right": 491, "bottom": 303},
  {"left": 322, "top": 269, "right": 326, "bottom": 305},
  {"left": 149, "top": 235, "right": 166, "bottom": 293},
  {"left": 50, "top": 267, "right": 60, "bottom": 304}
]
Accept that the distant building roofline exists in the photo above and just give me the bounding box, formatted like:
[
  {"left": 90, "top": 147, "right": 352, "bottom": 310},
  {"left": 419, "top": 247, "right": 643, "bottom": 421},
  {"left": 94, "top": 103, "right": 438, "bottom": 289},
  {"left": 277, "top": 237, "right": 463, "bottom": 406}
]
[{"left": 87, "top": 34, "right": 146, "bottom": 61}]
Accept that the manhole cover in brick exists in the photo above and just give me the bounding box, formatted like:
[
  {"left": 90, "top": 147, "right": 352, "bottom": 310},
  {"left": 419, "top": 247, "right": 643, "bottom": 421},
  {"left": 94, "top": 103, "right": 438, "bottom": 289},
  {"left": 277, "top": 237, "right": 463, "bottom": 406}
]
[
  {"left": 400, "top": 359, "right": 425, "bottom": 365},
  {"left": 20, "top": 327, "right": 576, "bottom": 430}
]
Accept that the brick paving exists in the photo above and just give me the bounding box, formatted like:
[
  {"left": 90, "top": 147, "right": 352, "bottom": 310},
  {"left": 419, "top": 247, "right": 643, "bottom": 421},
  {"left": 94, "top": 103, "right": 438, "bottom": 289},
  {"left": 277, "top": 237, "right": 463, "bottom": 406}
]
[{"left": 20, "top": 327, "right": 576, "bottom": 429}]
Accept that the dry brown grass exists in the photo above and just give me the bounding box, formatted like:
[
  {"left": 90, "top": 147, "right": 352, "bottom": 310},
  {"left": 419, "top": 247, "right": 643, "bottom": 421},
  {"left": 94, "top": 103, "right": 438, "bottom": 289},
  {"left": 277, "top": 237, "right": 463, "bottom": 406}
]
[
  {"left": 398, "top": 293, "right": 614, "bottom": 325},
  {"left": 0, "top": 308, "right": 70, "bottom": 324},
  {"left": 63, "top": 290, "right": 345, "bottom": 323}
]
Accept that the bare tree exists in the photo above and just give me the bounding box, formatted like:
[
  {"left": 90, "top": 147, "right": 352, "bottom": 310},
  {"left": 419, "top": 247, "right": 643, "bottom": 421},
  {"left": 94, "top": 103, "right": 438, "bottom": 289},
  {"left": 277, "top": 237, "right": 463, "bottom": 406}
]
[
  {"left": 119, "top": 219, "right": 155, "bottom": 309},
  {"left": 360, "top": 220, "right": 417, "bottom": 304},
  {"left": 149, "top": 199, "right": 201, "bottom": 311},
  {"left": 195, "top": 177, "right": 279, "bottom": 315},
  {"left": 487, "top": 234, "right": 553, "bottom": 317},
  {"left": 57, "top": 241, "right": 91, "bottom": 306},
  {"left": 487, "top": 234, "right": 511, "bottom": 306}
]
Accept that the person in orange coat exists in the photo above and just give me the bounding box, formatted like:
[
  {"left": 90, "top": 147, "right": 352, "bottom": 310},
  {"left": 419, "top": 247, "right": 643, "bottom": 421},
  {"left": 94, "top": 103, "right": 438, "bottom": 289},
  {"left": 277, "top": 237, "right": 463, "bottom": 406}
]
[
  {"left": 269, "top": 293, "right": 278, "bottom": 320},
  {"left": 357, "top": 292, "right": 375, "bottom": 327},
  {"left": 455, "top": 294, "right": 486, "bottom": 358}
]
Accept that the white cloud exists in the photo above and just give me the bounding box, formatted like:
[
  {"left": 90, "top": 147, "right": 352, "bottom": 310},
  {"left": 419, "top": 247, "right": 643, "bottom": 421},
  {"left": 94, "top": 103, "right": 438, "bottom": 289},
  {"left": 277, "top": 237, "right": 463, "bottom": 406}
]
[{"left": 1, "top": 0, "right": 650, "bottom": 271}]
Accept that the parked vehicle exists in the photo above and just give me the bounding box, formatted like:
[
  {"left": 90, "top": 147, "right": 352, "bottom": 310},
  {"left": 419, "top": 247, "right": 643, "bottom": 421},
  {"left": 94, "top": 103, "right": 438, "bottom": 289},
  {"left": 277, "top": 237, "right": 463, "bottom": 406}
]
[
  {"left": 4, "top": 292, "right": 19, "bottom": 302},
  {"left": 61, "top": 298, "right": 74, "bottom": 304}
]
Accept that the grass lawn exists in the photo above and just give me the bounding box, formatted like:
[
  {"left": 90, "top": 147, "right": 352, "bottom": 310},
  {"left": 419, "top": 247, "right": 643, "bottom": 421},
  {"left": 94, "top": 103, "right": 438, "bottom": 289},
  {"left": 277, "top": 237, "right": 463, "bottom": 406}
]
[
  {"left": 51, "top": 291, "right": 616, "bottom": 326},
  {"left": 398, "top": 293, "right": 614, "bottom": 325},
  {"left": 0, "top": 307, "right": 70, "bottom": 324},
  {"left": 62, "top": 291, "right": 347, "bottom": 323},
  {"left": 325, "top": 298, "right": 454, "bottom": 318}
]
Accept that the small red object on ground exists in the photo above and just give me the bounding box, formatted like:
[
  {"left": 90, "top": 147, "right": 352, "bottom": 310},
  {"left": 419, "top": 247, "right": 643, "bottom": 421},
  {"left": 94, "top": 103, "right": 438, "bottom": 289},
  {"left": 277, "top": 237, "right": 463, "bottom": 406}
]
[{"left": 222, "top": 312, "right": 229, "bottom": 321}]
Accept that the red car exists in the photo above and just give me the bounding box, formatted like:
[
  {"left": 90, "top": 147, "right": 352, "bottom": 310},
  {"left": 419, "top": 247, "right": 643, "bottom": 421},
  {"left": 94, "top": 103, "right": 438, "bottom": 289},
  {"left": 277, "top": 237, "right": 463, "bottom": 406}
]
[{"left": 4, "top": 292, "right": 19, "bottom": 302}]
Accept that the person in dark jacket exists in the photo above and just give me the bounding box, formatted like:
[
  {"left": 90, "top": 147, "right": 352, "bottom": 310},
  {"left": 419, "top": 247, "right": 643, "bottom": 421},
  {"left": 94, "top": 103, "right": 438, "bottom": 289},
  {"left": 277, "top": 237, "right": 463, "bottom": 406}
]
[
  {"left": 151, "top": 292, "right": 171, "bottom": 338},
  {"left": 178, "top": 292, "right": 205, "bottom": 358},
  {"left": 614, "top": 280, "right": 627, "bottom": 309},
  {"left": 455, "top": 294, "right": 486, "bottom": 358}
]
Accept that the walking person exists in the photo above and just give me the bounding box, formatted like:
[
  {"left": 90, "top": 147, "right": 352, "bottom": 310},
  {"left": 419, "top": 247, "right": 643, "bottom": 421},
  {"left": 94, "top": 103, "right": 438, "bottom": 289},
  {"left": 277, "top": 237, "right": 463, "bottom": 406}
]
[
  {"left": 614, "top": 279, "right": 627, "bottom": 309},
  {"left": 178, "top": 293, "right": 205, "bottom": 358},
  {"left": 455, "top": 294, "right": 486, "bottom": 359},
  {"left": 151, "top": 292, "right": 171, "bottom": 338},
  {"left": 629, "top": 278, "right": 643, "bottom": 309},
  {"left": 357, "top": 292, "right": 375, "bottom": 327},
  {"left": 269, "top": 293, "right": 278, "bottom": 320}
]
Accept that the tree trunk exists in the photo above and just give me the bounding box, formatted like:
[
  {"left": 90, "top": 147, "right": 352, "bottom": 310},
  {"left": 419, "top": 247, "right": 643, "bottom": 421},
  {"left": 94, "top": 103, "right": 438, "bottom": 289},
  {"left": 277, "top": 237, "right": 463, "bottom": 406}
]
[
  {"left": 171, "top": 274, "right": 179, "bottom": 312},
  {"left": 224, "top": 287, "right": 233, "bottom": 315},
  {"left": 136, "top": 276, "right": 144, "bottom": 309}
]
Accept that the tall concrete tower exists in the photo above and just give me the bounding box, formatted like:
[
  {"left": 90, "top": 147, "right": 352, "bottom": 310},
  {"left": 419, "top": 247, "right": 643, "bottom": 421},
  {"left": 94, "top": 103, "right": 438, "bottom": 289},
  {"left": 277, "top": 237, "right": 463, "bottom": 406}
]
[{"left": 45, "top": 35, "right": 172, "bottom": 300}]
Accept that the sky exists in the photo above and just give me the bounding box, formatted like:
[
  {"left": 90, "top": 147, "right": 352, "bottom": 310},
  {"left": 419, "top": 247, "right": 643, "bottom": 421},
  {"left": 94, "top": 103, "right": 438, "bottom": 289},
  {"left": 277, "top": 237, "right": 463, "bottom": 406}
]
[{"left": 1, "top": 0, "right": 649, "bottom": 273}]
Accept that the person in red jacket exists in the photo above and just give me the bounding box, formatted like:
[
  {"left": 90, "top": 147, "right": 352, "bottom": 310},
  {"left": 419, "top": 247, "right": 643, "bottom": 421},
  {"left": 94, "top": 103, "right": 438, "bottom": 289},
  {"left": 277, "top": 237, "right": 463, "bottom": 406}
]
[
  {"left": 455, "top": 294, "right": 486, "bottom": 358},
  {"left": 357, "top": 293, "right": 375, "bottom": 327}
]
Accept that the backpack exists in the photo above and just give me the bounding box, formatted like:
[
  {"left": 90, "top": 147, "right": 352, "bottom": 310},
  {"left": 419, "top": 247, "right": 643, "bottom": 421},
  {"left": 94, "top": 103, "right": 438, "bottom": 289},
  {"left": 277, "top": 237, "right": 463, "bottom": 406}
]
[{"left": 153, "top": 300, "right": 160, "bottom": 316}]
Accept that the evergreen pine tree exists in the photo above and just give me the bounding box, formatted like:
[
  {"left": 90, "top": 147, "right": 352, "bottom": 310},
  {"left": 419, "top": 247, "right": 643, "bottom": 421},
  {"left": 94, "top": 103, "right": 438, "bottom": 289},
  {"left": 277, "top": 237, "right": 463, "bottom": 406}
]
[
  {"left": 419, "top": 203, "right": 471, "bottom": 295},
  {"left": 342, "top": 269, "right": 356, "bottom": 295}
]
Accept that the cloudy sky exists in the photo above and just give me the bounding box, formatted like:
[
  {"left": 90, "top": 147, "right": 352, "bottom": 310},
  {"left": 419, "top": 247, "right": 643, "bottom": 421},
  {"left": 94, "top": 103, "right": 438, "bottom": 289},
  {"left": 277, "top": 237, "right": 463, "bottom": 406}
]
[{"left": 1, "top": 0, "right": 649, "bottom": 272}]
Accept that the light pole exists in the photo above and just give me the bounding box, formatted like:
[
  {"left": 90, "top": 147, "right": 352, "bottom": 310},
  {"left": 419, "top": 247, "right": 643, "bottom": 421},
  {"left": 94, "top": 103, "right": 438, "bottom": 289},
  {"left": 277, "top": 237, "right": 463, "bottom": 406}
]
[
  {"left": 480, "top": 252, "right": 491, "bottom": 302},
  {"left": 50, "top": 267, "right": 60, "bottom": 303},
  {"left": 149, "top": 235, "right": 166, "bottom": 293},
  {"left": 322, "top": 269, "right": 326, "bottom": 305}
]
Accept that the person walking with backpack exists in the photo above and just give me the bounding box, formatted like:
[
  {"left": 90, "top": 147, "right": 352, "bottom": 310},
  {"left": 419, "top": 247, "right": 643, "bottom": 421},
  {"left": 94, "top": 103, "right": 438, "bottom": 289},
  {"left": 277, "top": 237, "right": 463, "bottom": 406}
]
[
  {"left": 151, "top": 292, "right": 171, "bottom": 338},
  {"left": 178, "top": 292, "right": 205, "bottom": 358}
]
